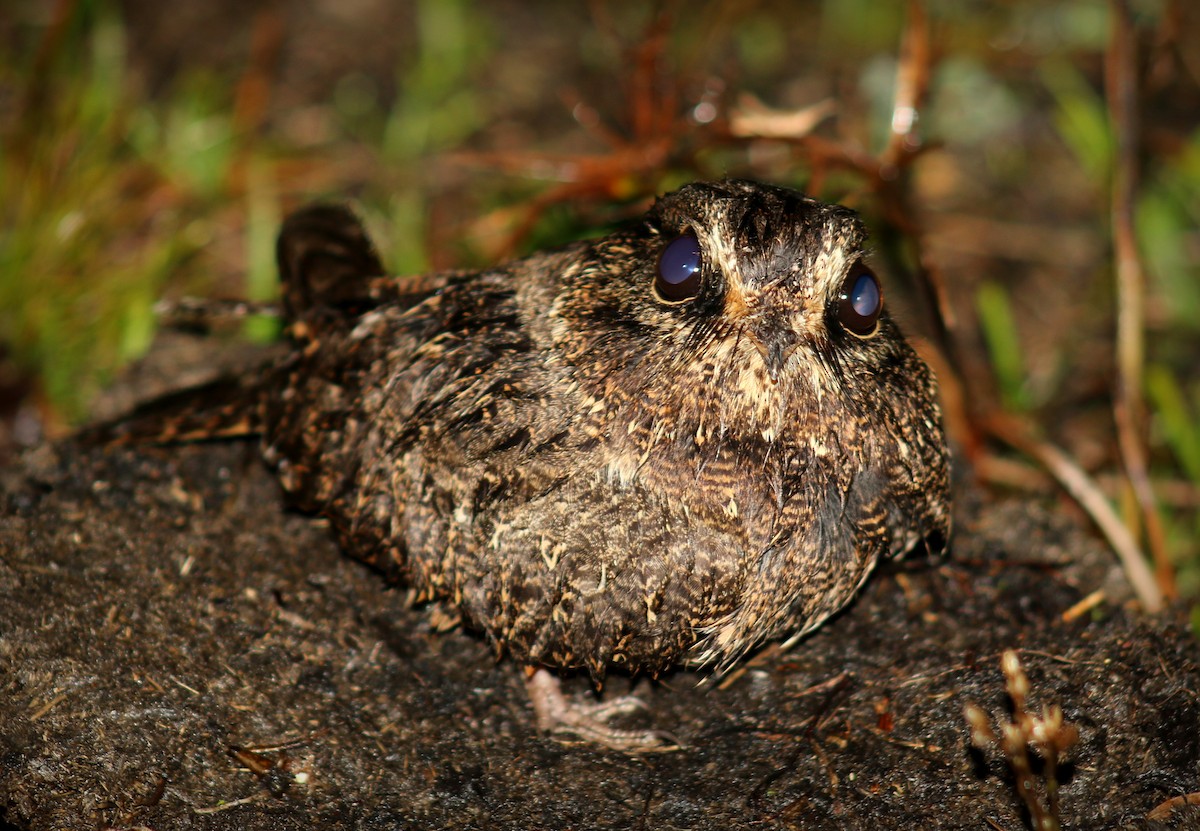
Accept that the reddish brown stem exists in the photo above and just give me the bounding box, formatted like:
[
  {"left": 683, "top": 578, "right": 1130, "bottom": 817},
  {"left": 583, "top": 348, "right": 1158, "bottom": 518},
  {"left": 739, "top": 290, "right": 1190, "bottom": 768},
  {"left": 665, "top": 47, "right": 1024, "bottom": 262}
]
[{"left": 1106, "top": 0, "right": 1176, "bottom": 598}]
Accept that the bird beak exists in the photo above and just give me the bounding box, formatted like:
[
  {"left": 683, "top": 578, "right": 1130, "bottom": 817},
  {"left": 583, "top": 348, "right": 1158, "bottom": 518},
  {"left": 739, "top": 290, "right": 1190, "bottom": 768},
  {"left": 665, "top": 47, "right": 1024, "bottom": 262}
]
[{"left": 747, "top": 308, "right": 799, "bottom": 384}]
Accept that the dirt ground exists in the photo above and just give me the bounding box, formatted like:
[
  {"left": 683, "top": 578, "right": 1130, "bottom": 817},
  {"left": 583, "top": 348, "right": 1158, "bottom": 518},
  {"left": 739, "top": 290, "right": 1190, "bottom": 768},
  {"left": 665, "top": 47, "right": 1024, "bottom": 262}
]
[{"left": 2, "top": 336, "right": 1199, "bottom": 830}]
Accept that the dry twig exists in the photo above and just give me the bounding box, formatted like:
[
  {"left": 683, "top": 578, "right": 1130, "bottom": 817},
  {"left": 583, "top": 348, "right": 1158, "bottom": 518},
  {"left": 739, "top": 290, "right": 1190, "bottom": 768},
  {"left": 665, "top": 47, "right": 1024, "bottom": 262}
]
[{"left": 1148, "top": 791, "right": 1200, "bottom": 822}]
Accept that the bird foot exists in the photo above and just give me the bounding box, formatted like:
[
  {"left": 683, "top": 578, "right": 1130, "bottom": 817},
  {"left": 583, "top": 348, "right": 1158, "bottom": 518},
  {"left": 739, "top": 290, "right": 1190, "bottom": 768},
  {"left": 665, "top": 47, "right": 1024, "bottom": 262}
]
[{"left": 524, "top": 667, "right": 680, "bottom": 753}]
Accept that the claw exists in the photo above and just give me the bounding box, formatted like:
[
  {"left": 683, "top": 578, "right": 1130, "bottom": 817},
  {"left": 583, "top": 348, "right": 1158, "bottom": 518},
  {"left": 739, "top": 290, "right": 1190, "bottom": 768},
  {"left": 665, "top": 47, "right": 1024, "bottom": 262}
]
[{"left": 524, "top": 667, "right": 681, "bottom": 753}]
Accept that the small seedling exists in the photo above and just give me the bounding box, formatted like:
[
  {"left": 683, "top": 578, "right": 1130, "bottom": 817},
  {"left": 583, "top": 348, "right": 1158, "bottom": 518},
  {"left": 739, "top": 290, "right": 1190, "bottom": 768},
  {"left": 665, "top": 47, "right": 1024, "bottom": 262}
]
[{"left": 965, "top": 650, "right": 1080, "bottom": 831}]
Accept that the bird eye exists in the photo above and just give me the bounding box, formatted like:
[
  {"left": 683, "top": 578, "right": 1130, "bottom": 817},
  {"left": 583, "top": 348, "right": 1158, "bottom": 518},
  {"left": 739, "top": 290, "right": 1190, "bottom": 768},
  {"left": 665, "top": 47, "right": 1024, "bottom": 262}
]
[
  {"left": 655, "top": 233, "right": 703, "bottom": 302},
  {"left": 836, "top": 262, "right": 883, "bottom": 337}
]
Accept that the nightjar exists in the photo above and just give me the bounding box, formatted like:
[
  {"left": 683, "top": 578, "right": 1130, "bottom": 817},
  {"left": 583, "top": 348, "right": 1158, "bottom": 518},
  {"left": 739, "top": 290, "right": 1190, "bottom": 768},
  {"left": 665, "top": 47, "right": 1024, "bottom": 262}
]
[{"left": 101, "top": 179, "right": 951, "bottom": 748}]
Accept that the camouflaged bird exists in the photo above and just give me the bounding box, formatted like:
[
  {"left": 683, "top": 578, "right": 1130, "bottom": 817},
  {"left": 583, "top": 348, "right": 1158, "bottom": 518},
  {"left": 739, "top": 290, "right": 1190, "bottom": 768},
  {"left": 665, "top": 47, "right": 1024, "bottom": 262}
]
[{"left": 102, "top": 180, "right": 951, "bottom": 748}]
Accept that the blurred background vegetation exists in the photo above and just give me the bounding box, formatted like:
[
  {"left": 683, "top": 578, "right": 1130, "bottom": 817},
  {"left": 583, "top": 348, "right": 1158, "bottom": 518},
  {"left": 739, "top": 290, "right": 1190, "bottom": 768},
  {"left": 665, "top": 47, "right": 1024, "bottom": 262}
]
[{"left": 1, "top": 0, "right": 1197, "bottom": 615}]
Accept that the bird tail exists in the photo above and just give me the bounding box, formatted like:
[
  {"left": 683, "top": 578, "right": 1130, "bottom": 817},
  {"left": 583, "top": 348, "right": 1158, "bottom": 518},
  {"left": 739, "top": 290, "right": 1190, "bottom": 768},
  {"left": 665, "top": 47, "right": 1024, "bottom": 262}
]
[
  {"left": 76, "top": 371, "right": 269, "bottom": 447},
  {"left": 79, "top": 202, "right": 386, "bottom": 448},
  {"left": 276, "top": 203, "right": 387, "bottom": 321}
]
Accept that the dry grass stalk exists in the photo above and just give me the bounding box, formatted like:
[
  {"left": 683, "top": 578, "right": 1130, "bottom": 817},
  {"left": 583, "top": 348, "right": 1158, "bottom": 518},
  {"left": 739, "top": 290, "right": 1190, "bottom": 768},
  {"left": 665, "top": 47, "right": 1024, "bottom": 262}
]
[
  {"left": 984, "top": 414, "right": 1163, "bottom": 614},
  {"left": 1105, "top": 0, "right": 1175, "bottom": 597}
]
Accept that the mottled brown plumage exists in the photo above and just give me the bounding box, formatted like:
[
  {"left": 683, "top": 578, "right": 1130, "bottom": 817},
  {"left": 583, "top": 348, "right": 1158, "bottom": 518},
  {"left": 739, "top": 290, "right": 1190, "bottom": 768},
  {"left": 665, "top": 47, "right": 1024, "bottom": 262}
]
[
  {"left": 91, "top": 180, "right": 950, "bottom": 746},
  {"left": 259, "top": 180, "right": 951, "bottom": 683}
]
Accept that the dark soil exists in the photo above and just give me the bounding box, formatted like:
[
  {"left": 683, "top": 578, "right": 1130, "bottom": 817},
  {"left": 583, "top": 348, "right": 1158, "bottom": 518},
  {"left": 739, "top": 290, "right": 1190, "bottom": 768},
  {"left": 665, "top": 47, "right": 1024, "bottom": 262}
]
[{"left": 2, "top": 365, "right": 1198, "bottom": 829}]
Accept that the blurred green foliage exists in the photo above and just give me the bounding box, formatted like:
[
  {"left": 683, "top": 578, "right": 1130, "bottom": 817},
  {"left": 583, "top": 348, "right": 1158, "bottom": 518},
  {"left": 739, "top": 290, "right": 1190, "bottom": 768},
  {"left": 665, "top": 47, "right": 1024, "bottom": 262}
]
[
  {"left": 0, "top": 5, "right": 193, "bottom": 423},
  {"left": 1139, "top": 129, "right": 1200, "bottom": 329},
  {"left": 1043, "top": 60, "right": 1115, "bottom": 181},
  {"left": 1146, "top": 366, "right": 1200, "bottom": 597},
  {"left": 0, "top": 0, "right": 492, "bottom": 419},
  {"left": 1037, "top": 7, "right": 1200, "bottom": 605},
  {"left": 976, "top": 281, "right": 1032, "bottom": 413},
  {"left": 374, "top": 0, "right": 491, "bottom": 275}
]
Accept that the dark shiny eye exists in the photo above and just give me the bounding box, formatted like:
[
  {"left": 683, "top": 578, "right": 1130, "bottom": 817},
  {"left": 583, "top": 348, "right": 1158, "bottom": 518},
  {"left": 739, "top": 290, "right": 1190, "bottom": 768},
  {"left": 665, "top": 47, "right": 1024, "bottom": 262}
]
[
  {"left": 655, "top": 233, "right": 703, "bottom": 301},
  {"left": 836, "top": 263, "right": 883, "bottom": 336}
]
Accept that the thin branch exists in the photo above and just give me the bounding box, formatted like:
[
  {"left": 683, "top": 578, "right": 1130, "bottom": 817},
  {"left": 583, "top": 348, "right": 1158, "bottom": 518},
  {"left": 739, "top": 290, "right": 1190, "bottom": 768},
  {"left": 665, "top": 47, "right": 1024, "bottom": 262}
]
[
  {"left": 876, "top": 0, "right": 960, "bottom": 381},
  {"left": 882, "top": 0, "right": 932, "bottom": 171}
]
